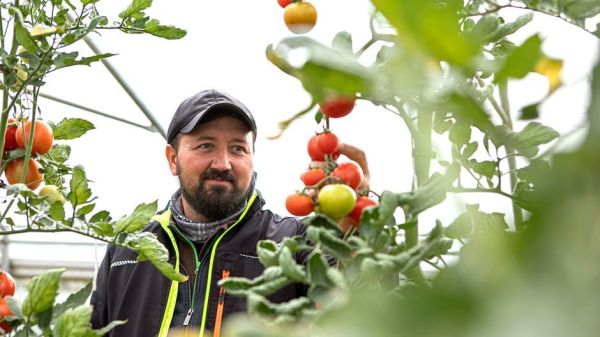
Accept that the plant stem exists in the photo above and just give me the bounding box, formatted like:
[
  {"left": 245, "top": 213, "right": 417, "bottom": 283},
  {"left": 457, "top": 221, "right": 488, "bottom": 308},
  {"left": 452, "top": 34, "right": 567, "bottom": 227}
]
[{"left": 498, "top": 80, "right": 524, "bottom": 230}]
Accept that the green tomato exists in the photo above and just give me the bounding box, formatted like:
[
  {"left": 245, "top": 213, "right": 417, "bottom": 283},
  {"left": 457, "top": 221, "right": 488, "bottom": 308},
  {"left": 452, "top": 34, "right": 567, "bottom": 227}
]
[
  {"left": 317, "top": 184, "right": 357, "bottom": 219},
  {"left": 39, "top": 184, "right": 66, "bottom": 205}
]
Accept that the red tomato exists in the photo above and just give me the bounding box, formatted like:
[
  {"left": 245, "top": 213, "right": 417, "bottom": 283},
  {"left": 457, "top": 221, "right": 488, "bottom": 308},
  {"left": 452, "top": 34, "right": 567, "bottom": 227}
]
[
  {"left": 348, "top": 196, "right": 379, "bottom": 225},
  {"left": 308, "top": 135, "right": 340, "bottom": 161},
  {"left": 0, "top": 271, "right": 15, "bottom": 298},
  {"left": 278, "top": 0, "right": 292, "bottom": 8},
  {"left": 15, "top": 119, "right": 54, "bottom": 155},
  {"left": 332, "top": 162, "right": 363, "bottom": 189},
  {"left": 4, "top": 157, "right": 44, "bottom": 190},
  {"left": 320, "top": 96, "right": 355, "bottom": 118},
  {"left": 286, "top": 193, "right": 314, "bottom": 216},
  {"left": 2, "top": 119, "right": 19, "bottom": 154},
  {"left": 301, "top": 168, "right": 326, "bottom": 186},
  {"left": 316, "top": 132, "right": 339, "bottom": 155},
  {"left": 0, "top": 297, "right": 13, "bottom": 333}
]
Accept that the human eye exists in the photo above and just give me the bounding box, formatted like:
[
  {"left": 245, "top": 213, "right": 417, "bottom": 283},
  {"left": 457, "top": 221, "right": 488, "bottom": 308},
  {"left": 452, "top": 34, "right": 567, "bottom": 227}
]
[
  {"left": 196, "top": 142, "right": 214, "bottom": 151},
  {"left": 230, "top": 144, "right": 248, "bottom": 155}
]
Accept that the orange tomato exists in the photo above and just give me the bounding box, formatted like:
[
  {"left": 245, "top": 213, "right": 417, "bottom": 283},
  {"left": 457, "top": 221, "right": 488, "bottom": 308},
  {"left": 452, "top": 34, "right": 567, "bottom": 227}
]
[
  {"left": 15, "top": 120, "right": 54, "bottom": 155},
  {"left": 284, "top": 2, "right": 317, "bottom": 34},
  {"left": 4, "top": 157, "right": 44, "bottom": 189}
]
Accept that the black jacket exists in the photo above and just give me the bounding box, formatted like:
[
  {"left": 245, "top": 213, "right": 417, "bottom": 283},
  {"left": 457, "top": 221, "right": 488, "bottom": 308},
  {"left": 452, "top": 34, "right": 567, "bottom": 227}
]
[{"left": 90, "top": 192, "right": 306, "bottom": 336}]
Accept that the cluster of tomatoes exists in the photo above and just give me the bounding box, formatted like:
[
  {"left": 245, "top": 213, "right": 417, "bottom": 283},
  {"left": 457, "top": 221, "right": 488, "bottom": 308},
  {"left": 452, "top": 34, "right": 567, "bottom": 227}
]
[
  {"left": 285, "top": 95, "right": 379, "bottom": 232},
  {"left": 2, "top": 118, "right": 59, "bottom": 195},
  {"left": 278, "top": 0, "right": 318, "bottom": 34},
  {"left": 0, "top": 271, "right": 16, "bottom": 333}
]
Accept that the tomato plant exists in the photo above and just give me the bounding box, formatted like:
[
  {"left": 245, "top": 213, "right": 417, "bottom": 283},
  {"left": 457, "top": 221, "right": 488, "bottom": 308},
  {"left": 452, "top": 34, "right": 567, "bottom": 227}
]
[
  {"left": 4, "top": 158, "right": 44, "bottom": 190},
  {"left": 38, "top": 184, "right": 66, "bottom": 205},
  {"left": 317, "top": 183, "right": 356, "bottom": 219},
  {"left": 0, "top": 271, "right": 15, "bottom": 298},
  {"left": 300, "top": 167, "right": 326, "bottom": 186},
  {"left": 286, "top": 193, "right": 314, "bottom": 216},
  {"left": 283, "top": 1, "right": 317, "bottom": 34},
  {"left": 332, "top": 162, "right": 363, "bottom": 189},
  {"left": 15, "top": 120, "right": 54, "bottom": 155},
  {"left": 320, "top": 96, "right": 355, "bottom": 118}
]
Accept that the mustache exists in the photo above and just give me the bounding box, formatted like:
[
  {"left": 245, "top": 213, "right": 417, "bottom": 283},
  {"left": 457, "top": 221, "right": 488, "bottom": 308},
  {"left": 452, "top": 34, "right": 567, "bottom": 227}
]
[{"left": 201, "top": 169, "right": 236, "bottom": 182}]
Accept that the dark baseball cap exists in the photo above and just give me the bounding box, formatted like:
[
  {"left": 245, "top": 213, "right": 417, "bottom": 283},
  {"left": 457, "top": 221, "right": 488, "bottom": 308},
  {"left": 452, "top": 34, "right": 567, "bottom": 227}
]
[{"left": 167, "top": 89, "right": 257, "bottom": 144}]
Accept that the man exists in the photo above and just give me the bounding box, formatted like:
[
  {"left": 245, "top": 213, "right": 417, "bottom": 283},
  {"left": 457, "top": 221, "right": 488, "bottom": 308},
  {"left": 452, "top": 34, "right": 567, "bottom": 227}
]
[
  {"left": 90, "top": 89, "right": 369, "bottom": 337},
  {"left": 91, "top": 89, "right": 310, "bottom": 337}
]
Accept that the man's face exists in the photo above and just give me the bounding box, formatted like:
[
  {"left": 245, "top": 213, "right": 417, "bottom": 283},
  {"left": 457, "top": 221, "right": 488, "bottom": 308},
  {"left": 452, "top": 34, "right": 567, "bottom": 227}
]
[{"left": 165, "top": 116, "right": 254, "bottom": 222}]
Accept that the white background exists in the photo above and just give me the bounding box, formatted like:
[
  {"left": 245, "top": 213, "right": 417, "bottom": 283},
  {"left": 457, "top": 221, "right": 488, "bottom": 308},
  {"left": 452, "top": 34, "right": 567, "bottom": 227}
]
[{"left": 3, "top": 0, "right": 600, "bottom": 263}]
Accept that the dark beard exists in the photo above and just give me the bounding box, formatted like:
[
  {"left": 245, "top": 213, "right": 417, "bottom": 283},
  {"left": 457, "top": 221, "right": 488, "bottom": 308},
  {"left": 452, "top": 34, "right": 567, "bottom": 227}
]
[{"left": 179, "top": 168, "right": 251, "bottom": 222}]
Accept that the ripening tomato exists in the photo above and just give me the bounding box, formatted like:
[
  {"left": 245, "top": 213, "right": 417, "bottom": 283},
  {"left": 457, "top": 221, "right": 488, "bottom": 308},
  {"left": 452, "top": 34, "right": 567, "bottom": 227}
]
[
  {"left": 2, "top": 119, "right": 19, "bottom": 154},
  {"left": 301, "top": 167, "right": 326, "bottom": 186},
  {"left": 284, "top": 1, "right": 317, "bottom": 34},
  {"left": 278, "top": 0, "right": 292, "bottom": 8},
  {"left": 39, "top": 184, "right": 66, "bottom": 205},
  {"left": 317, "top": 184, "right": 356, "bottom": 219},
  {"left": 0, "top": 297, "right": 13, "bottom": 333},
  {"left": 4, "top": 157, "right": 44, "bottom": 189},
  {"left": 15, "top": 119, "right": 54, "bottom": 155},
  {"left": 348, "top": 196, "right": 379, "bottom": 226},
  {"left": 316, "top": 132, "right": 339, "bottom": 155},
  {"left": 0, "top": 271, "right": 15, "bottom": 298},
  {"left": 320, "top": 96, "right": 356, "bottom": 118},
  {"left": 286, "top": 193, "right": 314, "bottom": 216},
  {"left": 308, "top": 135, "right": 339, "bottom": 161},
  {"left": 332, "top": 162, "right": 363, "bottom": 189}
]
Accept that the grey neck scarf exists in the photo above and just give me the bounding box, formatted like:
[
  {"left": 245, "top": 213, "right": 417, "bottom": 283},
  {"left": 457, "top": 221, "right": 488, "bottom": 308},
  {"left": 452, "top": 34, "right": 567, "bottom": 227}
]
[{"left": 169, "top": 173, "right": 256, "bottom": 243}]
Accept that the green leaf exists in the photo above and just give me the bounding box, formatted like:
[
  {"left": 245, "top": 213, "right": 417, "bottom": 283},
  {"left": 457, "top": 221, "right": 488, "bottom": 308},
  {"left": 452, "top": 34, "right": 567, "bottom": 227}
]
[
  {"left": 449, "top": 121, "right": 471, "bottom": 145},
  {"left": 371, "top": 0, "right": 480, "bottom": 69},
  {"left": 11, "top": 9, "right": 38, "bottom": 53},
  {"left": 511, "top": 122, "right": 559, "bottom": 157},
  {"left": 301, "top": 214, "right": 342, "bottom": 234},
  {"left": 45, "top": 144, "right": 71, "bottom": 163},
  {"left": 119, "top": 0, "right": 152, "bottom": 19},
  {"left": 127, "top": 232, "right": 187, "bottom": 282},
  {"left": 53, "top": 305, "right": 92, "bottom": 337},
  {"left": 49, "top": 201, "right": 65, "bottom": 221},
  {"left": 445, "top": 213, "right": 473, "bottom": 239},
  {"left": 250, "top": 276, "right": 290, "bottom": 297},
  {"left": 22, "top": 269, "right": 64, "bottom": 316},
  {"left": 309, "top": 227, "right": 352, "bottom": 260},
  {"left": 446, "top": 93, "right": 493, "bottom": 131},
  {"left": 81, "top": 0, "right": 100, "bottom": 4},
  {"left": 487, "top": 13, "right": 534, "bottom": 42},
  {"left": 307, "top": 251, "right": 333, "bottom": 288},
  {"left": 520, "top": 102, "right": 541, "bottom": 120},
  {"left": 471, "top": 15, "right": 501, "bottom": 43},
  {"left": 257, "top": 240, "right": 280, "bottom": 267},
  {"left": 462, "top": 142, "right": 478, "bottom": 159},
  {"left": 53, "top": 282, "right": 93, "bottom": 319},
  {"left": 53, "top": 118, "right": 95, "bottom": 140},
  {"left": 90, "top": 222, "right": 115, "bottom": 237},
  {"left": 76, "top": 203, "right": 95, "bottom": 218},
  {"left": 114, "top": 201, "right": 158, "bottom": 234},
  {"left": 279, "top": 247, "right": 307, "bottom": 283},
  {"left": 143, "top": 19, "right": 186, "bottom": 40},
  {"left": 267, "top": 37, "right": 373, "bottom": 100},
  {"left": 55, "top": 53, "right": 115, "bottom": 69},
  {"left": 218, "top": 277, "right": 254, "bottom": 296},
  {"left": 469, "top": 160, "right": 497, "bottom": 179},
  {"left": 496, "top": 34, "right": 542, "bottom": 83},
  {"left": 68, "top": 166, "right": 91, "bottom": 205}
]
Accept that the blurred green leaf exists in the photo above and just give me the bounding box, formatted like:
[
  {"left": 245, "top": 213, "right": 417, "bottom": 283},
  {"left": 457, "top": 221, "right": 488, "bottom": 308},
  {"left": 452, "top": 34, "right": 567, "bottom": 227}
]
[
  {"left": 496, "top": 34, "right": 542, "bottom": 82},
  {"left": 22, "top": 269, "right": 64, "bottom": 316},
  {"left": 127, "top": 232, "right": 187, "bottom": 282},
  {"left": 52, "top": 305, "right": 92, "bottom": 337},
  {"left": 332, "top": 31, "right": 353, "bottom": 52},
  {"left": 372, "top": 0, "right": 480, "bottom": 69},
  {"left": 257, "top": 240, "right": 280, "bottom": 267},
  {"left": 511, "top": 122, "right": 559, "bottom": 157},
  {"left": 487, "top": 12, "right": 534, "bottom": 42},
  {"left": 307, "top": 251, "right": 333, "bottom": 288},
  {"left": 279, "top": 247, "right": 307, "bottom": 283},
  {"left": 119, "top": 0, "right": 152, "bottom": 19},
  {"left": 469, "top": 160, "right": 497, "bottom": 179}
]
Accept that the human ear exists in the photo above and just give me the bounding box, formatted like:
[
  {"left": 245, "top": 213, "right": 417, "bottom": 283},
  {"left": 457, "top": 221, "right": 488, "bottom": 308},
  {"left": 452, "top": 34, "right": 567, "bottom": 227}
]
[{"left": 165, "top": 144, "right": 178, "bottom": 176}]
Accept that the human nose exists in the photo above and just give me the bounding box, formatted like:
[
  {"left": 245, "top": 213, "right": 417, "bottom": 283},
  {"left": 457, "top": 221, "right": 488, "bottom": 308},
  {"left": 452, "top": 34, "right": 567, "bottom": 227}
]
[{"left": 210, "top": 150, "right": 232, "bottom": 171}]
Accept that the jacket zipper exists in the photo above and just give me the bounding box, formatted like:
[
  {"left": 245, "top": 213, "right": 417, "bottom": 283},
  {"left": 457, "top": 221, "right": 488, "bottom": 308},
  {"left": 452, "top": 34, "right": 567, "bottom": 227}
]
[
  {"left": 171, "top": 225, "right": 201, "bottom": 327},
  {"left": 213, "top": 270, "right": 230, "bottom": 337}
]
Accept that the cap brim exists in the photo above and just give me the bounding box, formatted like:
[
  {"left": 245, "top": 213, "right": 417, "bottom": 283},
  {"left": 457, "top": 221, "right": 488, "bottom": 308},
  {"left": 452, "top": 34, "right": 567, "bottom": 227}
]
[{"left": 179, "top": 102, "right": 255, "bottom": 134}]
